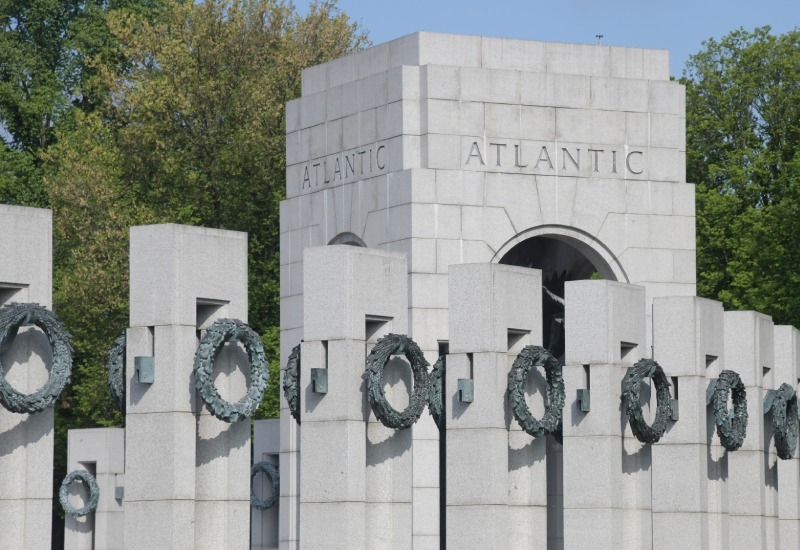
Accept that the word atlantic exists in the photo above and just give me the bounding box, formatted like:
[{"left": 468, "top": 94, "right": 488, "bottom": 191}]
[
  {"left": 300, "top": 142, "right": 387, "bottom": 191},
  {"left": 465, "top": 140, "right": 645, "bottom": 176}
]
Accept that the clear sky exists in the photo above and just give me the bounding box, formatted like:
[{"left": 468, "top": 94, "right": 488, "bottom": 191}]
[{"left": 333, "top": 0, "right": 799, "bottom": 78}]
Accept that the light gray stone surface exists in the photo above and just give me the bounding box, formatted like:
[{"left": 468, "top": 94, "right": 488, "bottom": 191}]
[
  {"left": 126, "top": 223, "right": 250, "bottom": 550},
  {"left": 0, "top": 205, "right": 54, "bottom": 550},
  {"left": 279, "top": 30, "right": 800, "bottom": 550},
  {"left": 252, "top": 419, "right": 280, "bottom": 550},
  {"left": 300, "top": 246, "right": 408, "bottom": 550},
  {"left": 445, "top": 263, "right": 545, "bottom": 548},
  {"left": 565, "top": 280, "right": 646, "bottom": 366},
  {"left": 773, "top": 326, "right": 800, "bottom": 549},
  {"left": 64, "top": 428, "right": 125, "bottom": 550},
  {"left": 724, "top": 311, "right": 774, "bottom": 550}
]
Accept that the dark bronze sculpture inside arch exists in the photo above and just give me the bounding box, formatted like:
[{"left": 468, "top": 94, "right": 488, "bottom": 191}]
[{"left": 499, "top": 235, "right": 612, "bottom": 362}]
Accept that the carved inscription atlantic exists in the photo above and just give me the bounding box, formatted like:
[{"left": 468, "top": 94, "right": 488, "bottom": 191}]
[{"left": 465, "top": 140, "right": 645, "bottom": 176}]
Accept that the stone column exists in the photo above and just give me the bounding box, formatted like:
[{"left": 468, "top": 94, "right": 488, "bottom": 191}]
[
  {"left": 773, "top": 325, "right": 800, "bottom": 549},
  {"left": 299, "top": 245, "right": 408, "bottom": 550},
  {"left": 651, "top": 297, "right": 723, "bottom": 548},
  {"left": 64, "top": 428, "right": 125, "bottom": 550},
  {"left": 445, "top": 263, "right": 542, "bottom": 549},
  {"left": 723, "top": 310, "right": 773, "bottom": 549},
  {"left": 125, "top": 224, "right": 249, "bottom": 549},
  {"left": 0, "top": 205, "right": 54, "bottom": 549},
  {"left": 562, "top": 280, "right": 648, "bottom": 550},
  {"left": 252, "top": 419, "right": 280, "bottom": 550}
]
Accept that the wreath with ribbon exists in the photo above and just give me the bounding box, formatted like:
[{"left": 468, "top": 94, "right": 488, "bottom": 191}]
[
  {"left": 251, "top": 461, "right": 280, "bottom": 510},
  {"left": 59, "top": 470, "right": 100, "bottom": 517},
  {"left": 0, "top": 303, "right": 73, "bottom": 414},
  {"left": 194, "top": 318, "right": 268, "bottom": 423},
  {"left": 282, "top": 344, "right": 301, "bottom": 424},
  {"left": 711, "top": 369, "right": 748, "bottom": 451},
  {"left": 770, "top": 382, "right": 797, "bottom": 459},
  {"left": 106, "top": 331, "right": 126, "bottom": 414},
  {"left": 621, "top": 358, "right": 672, "bottom": 444},
  {"left": 363, "top": 334, "right": 431, "bottom": 430},
  {"left": 507, "top": 345, "right": 565, "bottom": 438}
]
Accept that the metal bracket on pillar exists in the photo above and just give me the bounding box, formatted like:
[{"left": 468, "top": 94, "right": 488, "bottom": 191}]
[
  {"left": 115, "top": 486, "right": 124, "bottom": 500},
  {"left": 576, "top": 388, "right": 590, "bottom": 412},
  {"left": 763, "top": 389, "right": 777, "bottom": 414},
  {"left": 311, "top": 368, "right": 328, "bottom": 394},
  {"left": 135, "top": 356, "right": 155, "bottom": 384},
  {"left": 457, "top": 378, "right": 473, "bottom": 403},
  {"left": 670, "top": 399, "right": 679, "bottom": 421}
]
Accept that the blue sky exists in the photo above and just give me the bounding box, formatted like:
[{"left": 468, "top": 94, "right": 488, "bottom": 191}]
[{"left": 333, "top": 0, "right": 799, "bottom": 77}]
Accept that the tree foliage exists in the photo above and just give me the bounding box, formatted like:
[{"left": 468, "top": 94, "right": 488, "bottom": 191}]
[
  {"left": 684, "top": 26, "right": 800, "bottom": 325},
  {"left": 0, "top": 0, "right": 169, "bottom": 206}
]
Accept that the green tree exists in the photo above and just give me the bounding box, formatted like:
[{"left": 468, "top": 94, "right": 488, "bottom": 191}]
[
  {"left": 0, "top": 0, "right": 169, "bottom": 206},
  {"left": 46, "top": 0, "right": 368, "bottom": 430},
  {"left": 684, "top": 26, "right": 800, "bottom": 325}
]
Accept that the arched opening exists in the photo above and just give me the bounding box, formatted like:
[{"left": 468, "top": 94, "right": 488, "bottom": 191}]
[
  {"left": 328, "top": 232, "right": 366, "bottom": 247},
  {"left": 498, "top": 233, "right": 618, "bottom": 362}
]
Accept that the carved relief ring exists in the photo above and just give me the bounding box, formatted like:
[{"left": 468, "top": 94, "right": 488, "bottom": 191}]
[
  {"left": 193, "top": 318, "right": 269, "bottom": 423},
  {"left": 363, "top": 334, "right": 432, "bottom": 430},
  {"left": 507, "top": 345, "right": 565, "bottom": 438},
  {"left": 0, "top": 302, "right": 73, "bottom": 414},
  {"left": 282, "top": 344, "right": 301, "bottom": 424},
  {"left": 59, "top": 470, "right": 100, "bottom": 517},
  {"left": 251, "top": 461, "right": 280, "bottom": 510},
  {"left": 621, "top": 358, "right": 673, "bottom": 444},
  {"left": 712, "top": 370, "right": 748, "bottom": 451},
  {"left": 771, "top": 382, "right": 797, "bottom": 459}
]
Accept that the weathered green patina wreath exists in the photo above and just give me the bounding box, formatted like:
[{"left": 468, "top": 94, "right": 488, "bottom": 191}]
[
  {"left": 251, "top": 461, "right": 280, "bottom": 510},
  {"left": 363, "top": 334, "right": 431, "bottom": 430},
  {"left": 194, "top": 318, "right": 268, "bottom": 423},
  {"left": 428, "top": 355, "right": 445, "bottom": 431},
  {"left": 507, "top": 345, "right": 565, "bottom": 438},
  {"left": 59, "top": 470, "right": 99, "bottom": 517},
  {"left": 771, "top": 382, "right": 797, "bottom": 459},
  {"left": 106, "top": 331, "right": 126, "bottom": 414},
  {"left": 622, "top": 358, "right": 672, "bottom": 444},
  {"left": 0, "top": 302, "right": 73, "bottom": 414},
  {"left": 712, "top": 369, "right": 748, "bottom": 451},
  {"left": 282, "top": 344, "right": 300, "bottom": 424}
]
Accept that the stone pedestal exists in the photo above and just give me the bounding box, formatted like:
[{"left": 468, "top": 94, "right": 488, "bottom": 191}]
[
  {"left": 446, "top": 263, "right": 543, "bottom": 549},
  {"left": 0, "top": 205, "right": 54, "bottom": 550},
  {"left": 773, "top": 325, "right": 800, "bottom": 549},
  {"left": 64, "top": 428, "right": 125, "bottom": 550},
  {"left": 562, "top": 280, "right": 648, "bottom": 550},
  {"left": 124, "top": 224, "right": 249, "bottom": 550},
  {"left": 252, "top": 419, "right": 280, "bottom": 550},
  {"left": 724, "top": 311, "right": 774, "bottom": 550},
  {"left": 299, "top": 245, "right": 408, "bottom": 550},
  {"left": 651, "top": 297, "right": 724, "bottom": 549}
]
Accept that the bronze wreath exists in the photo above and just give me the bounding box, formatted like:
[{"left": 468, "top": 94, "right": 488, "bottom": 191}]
[
  {"left": 428, "top": 354, "right": 445, "bottom": 431},
  {"left": 59, "top": 470, "right": 100, "bottom": 517},
  {"left": 106, "top": 331, "right": 126, "bottom": 414},
  {"left": 771, "top": 382, "right": 797, "bottom": 459},
  {"left": 251, "top": 461, "right": 280, "bottom": 510},
  {"left": 621, "top": 358, "right": 673, "bottom": 444},
  {"left": 282, "top": 344, "right": 300, "bottom": 424},
  {"left": 712, "top": 370, "right": 748, "bottom": 451},
  {"left": 507, "top": 345, "right": 565, "bottom": 438},
  {"left": 363, "top": 334, "right": 431, "bottom": 430},
  {"left": 193, "top": 318, "right": 268, "bottom": 423},
  {"left": 0, "top": 303, "right": 73, "bottom": 414}
]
